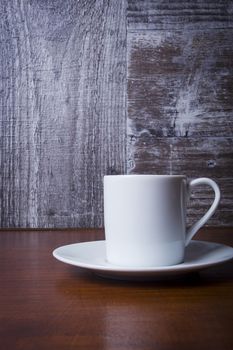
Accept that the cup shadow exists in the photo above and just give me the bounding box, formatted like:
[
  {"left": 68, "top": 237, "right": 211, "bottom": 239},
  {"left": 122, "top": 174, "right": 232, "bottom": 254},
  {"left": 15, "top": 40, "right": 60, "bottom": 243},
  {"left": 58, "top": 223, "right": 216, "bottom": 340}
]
[{"left": 62, "top": 258, "right": 233, "bottom": 289}]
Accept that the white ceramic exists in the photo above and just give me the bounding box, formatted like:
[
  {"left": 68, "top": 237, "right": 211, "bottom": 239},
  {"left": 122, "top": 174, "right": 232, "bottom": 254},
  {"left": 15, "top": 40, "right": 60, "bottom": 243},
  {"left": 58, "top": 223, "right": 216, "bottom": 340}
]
[
  {"left": 104, "top": 175, "right": 220, "bottom": 267},
  {"left": 53, "top": 240, "right": 233, "bottom": 280}
]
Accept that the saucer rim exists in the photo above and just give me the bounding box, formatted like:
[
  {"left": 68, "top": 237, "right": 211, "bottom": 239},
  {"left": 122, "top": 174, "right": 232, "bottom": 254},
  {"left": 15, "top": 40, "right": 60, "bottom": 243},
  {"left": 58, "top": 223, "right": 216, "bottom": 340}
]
[{"left": 53, "top": 240, "right": 233, "bottom": 274}]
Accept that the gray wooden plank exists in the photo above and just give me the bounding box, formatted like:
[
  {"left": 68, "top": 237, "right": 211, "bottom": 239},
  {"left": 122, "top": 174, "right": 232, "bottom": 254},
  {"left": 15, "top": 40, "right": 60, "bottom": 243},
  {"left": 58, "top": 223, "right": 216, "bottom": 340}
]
[
  {"left": 128, "top": 30, "right": 233, "bottom": 138},
  {"left": 0, "top": 0, "right": 127, "bottom": 228},
  {"left": 127, "top": 29, "right": 233, "bottom": 226},
  {"left": 186, "top": 198, "right": 233, "bottom": 227},
  {"left": 128, "top": 136, "right": 233, "bottom": 177},
  {"left": 128, "top": 0, "right": 233, "bottom": 30}
]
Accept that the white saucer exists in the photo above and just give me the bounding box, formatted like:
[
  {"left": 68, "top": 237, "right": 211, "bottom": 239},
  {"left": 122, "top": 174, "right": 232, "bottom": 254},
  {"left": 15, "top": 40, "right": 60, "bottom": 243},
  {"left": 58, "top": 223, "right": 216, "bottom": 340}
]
[{"left": 53, "top": 240, "right": 233, "bottom": 280}]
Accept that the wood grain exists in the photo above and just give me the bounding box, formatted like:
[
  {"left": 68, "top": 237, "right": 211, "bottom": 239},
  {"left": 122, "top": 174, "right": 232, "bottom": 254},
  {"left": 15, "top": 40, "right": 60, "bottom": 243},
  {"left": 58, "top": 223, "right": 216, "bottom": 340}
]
[
  {"left": 0, "top": 0, "right": 126, "bottom": 228},
  {"left": 128, "top": 0, "right": 233, "bottom": 30},
  {"left": 1, "top": 1, "right": 232, "bottom": 228},
  {"left": 0, "top": 228, "right": 233, "bottom": 350},
  {"left": 128, "top": 31, "right": 233, "bottom": 137},
  {"left": 127, "top": 28, "right": 233, "bottom": 225}
]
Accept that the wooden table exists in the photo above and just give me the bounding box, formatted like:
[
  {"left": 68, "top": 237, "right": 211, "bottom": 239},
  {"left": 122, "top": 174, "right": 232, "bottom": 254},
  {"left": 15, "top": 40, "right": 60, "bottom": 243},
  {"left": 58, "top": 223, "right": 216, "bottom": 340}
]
[{"left": 0, "top": 228, "right": 233, "bottom": 350}]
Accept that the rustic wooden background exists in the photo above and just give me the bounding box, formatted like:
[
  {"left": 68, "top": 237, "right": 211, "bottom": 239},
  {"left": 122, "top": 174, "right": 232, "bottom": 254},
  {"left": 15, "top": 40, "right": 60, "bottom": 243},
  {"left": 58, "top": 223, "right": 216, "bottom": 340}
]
[{"left": 0, "top": 0, "right": 232, "bottom": 228}]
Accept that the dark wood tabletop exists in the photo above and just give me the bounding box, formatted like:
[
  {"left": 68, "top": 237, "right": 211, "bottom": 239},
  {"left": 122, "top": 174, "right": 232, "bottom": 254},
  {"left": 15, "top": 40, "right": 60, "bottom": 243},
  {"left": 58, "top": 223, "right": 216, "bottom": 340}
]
[{"left": 0, "top": 227, "right": 233, "bottom": 350}]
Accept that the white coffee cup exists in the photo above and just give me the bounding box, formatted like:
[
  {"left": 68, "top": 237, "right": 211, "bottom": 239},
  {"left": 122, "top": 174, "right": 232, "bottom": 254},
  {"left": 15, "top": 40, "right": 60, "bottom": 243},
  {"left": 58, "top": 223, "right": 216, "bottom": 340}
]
[{"left": 104, "top": 175, "right": 220, "bottom": 267}]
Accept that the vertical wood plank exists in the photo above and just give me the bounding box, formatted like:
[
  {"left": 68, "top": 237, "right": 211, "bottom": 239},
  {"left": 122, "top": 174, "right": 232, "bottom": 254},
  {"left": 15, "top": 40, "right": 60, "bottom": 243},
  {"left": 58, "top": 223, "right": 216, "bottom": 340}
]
[
  {"left": 0, "top": 0, "right": 127, "bottom": 227},
  {"left": 127, "top": 3, "right": 233, "bottom": 226}
]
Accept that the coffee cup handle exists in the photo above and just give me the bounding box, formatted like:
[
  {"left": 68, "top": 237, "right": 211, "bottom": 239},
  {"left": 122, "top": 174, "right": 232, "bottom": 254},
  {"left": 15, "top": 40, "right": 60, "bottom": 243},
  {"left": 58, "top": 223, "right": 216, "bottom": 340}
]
[{"left": 185, "top": 178, "right": 220, "bottom": 246}]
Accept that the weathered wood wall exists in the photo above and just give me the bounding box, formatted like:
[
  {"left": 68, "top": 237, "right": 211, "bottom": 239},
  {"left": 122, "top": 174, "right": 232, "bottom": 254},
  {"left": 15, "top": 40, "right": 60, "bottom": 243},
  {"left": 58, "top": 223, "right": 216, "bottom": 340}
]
[
  {"left": 0, "top": 0, "right": 126, "bottom": 227},
  {"left": 127, "top": 0, "right": 233, "bottom": 226},
  {"left": 0, "top": 0, "right": 232, "bottom": 227}
]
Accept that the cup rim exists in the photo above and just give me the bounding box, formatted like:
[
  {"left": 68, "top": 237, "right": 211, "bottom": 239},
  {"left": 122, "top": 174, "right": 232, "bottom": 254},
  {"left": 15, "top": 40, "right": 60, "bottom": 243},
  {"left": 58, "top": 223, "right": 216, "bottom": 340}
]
[{"left": 104, "top": 174, "right": 186, "bottom": 178}]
